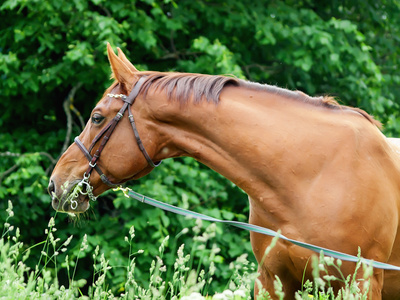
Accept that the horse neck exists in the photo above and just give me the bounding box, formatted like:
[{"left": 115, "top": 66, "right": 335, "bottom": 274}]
[
  {"left": 151, "top": 85, "right": 337, "bottom": 188},
  {"left": 145, "top": 87, "right": 390, "bottom": 232}
]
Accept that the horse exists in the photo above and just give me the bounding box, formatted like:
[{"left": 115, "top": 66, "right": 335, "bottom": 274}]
[{"left": 48, "top": 43, "right": 400, "bottom": 299}]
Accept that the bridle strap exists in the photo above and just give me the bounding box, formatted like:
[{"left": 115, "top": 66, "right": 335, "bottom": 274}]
[
  {"left": 124, "top": 75, "right": 147, "bottom": 105},
  {"left": 74, "top": 76, "right": 160, "bottom": 187},
  {"left": 74, "top": 136, "right": 119, "bottom": 187},
  {"left": 85, "top": 102, "right": 128, "bottom": 176},
  {"left": 128, "top": 106, "right": 161, "bottom": 168},
  {"left": 124, "top": 76, "right": 160, "bottom": 167}
]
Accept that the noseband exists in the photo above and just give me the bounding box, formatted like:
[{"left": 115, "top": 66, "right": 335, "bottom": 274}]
[{"left": 74, "top": 76, "right": 161, "bottom": 189}]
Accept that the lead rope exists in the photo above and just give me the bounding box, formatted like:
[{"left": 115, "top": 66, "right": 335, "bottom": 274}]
[{"left": 113, "top": 186, "right": 400, "bottom": 271}]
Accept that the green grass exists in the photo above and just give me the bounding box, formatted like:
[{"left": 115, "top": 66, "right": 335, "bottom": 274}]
[{"left": 0, "top": 200, "right": 372, "bottom": 299}]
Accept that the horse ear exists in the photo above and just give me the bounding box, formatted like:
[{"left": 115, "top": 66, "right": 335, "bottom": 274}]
[
  {"left": 107, "top": 43, "right": 135, "bottom": 85},
  {"left": 117, "top": 47, "right": 139, "bottom": 73}
]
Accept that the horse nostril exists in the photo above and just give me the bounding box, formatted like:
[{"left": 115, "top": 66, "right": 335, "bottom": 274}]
[{"left": 48, "top": 180, "right": 55, "bottom": 196}]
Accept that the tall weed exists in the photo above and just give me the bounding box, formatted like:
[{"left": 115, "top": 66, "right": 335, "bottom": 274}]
[{"left": 0, "top": 200, "right": 373, "bottom": 299}]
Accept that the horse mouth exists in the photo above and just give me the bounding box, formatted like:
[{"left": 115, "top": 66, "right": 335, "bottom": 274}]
[
  {"left": 51, "top": 180, "right": 92, "bottom": 213},
  {"left": 51, "top": 193, "right": 90, "bottom": 213}
]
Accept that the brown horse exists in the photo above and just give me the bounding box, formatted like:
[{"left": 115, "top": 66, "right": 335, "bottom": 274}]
[{"left": 49, "top": 44, "right": 400, "bottom": 299}]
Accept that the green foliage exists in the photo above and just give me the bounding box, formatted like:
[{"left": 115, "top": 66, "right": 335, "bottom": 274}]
[
  {"left": 0, "top": 203, "right": 255, "bottom": 299},
  {"left": 1, "top": 0, "right": 400, "bottom": 296},
  {"left": 93, "top": 158, "right": 251, "bottom": 293},
  {"left": 295, "top": 251, "right": 373, "bottom": 299},
  {"left": 0, "top": 204, "right": 373, "bottom": 299}
]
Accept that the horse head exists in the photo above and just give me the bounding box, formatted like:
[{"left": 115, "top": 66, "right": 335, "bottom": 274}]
[{"left": 48, "top": 44, "right": 161, "bottom": 213}]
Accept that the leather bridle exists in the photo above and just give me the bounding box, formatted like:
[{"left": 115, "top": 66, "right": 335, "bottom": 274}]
[{"left": 74, "top": 76, "right": 161, "bottom": 188}]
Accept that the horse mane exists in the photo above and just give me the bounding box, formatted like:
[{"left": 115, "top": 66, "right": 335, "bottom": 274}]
[
  {"left": 136, "top": 71, "right": 381, "bottom": 127},
  {"left": 239, "top": 80, "right": 381, "bottom": 128},
  {"left": 139, "top": 71, "right": 239, "bottom": 104}
]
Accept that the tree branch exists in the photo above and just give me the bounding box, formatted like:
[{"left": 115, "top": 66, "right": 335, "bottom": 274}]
[
  {"left": 242, "top": 63, "right": 277, "bottom": 81},
  {"left": 0, "top": 151, "right": 56, "bottom": 185},
  {"left": 159, "top": 51, "right": 204, "bottom": 60},
  {"left": 0, "top": 164, "right": 18, "bottom": 186},
  {"left": 60, "top": 83, "right": 83, "bottom": 155},
  {"left": 70, "top": 104, "right": 85, "bottom": 129},
  {"left": 0, "top": 151, "right": 56, "bottom": 163}
]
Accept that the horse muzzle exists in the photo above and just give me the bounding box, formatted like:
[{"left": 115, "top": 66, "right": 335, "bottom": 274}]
[{"left": 48, "top": 178, "right": 91, "bottom": 213}]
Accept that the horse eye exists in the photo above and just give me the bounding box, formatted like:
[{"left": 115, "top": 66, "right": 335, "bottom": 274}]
[{"left": 91, "top": 113, "right": 105, "bottom": 125}]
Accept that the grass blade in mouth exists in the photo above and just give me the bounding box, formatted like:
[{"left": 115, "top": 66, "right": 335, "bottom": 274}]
[{"left": 53, "top": 177, "right": 97, "bottom": 211}]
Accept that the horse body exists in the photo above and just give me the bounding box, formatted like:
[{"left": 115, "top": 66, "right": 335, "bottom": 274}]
[
  {"left": 49, "top": 45, "right": 400, "bottom": 299},
  {"left": 152, "top": 83, "right": 400, "bottom": 298}
]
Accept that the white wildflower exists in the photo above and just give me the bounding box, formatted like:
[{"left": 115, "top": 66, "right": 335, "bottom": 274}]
[
  {"left": 183, "top": 292, "right": 204, "bottom": 300},
  {"left": 212, "top": 293, "right": 227, "bottom": 300},
  {"left": 222, "top": 289, "right": 234, "bottom": 297},
  {"left": 80, "top": 234, "right": 88, "bottom": 251},
  {"left": 233, "top": 289, "right": 247, "bottom": 298},
  {"left": 129, "top": 226, "right": 135, "bottom": 239},
  {"left": 6, "top": 200, "right": 13, "bottom": 217},
  {"left": 63, "top": 235, "right": 73, "bottom": 247},
  {"left": 48, "top": 217, "right": 55, "bottom": 228}
]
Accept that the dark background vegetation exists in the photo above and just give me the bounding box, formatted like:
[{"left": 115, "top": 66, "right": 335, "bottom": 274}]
[{"left": 1, "top": 0, "right": 399, "bottom": 295}]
